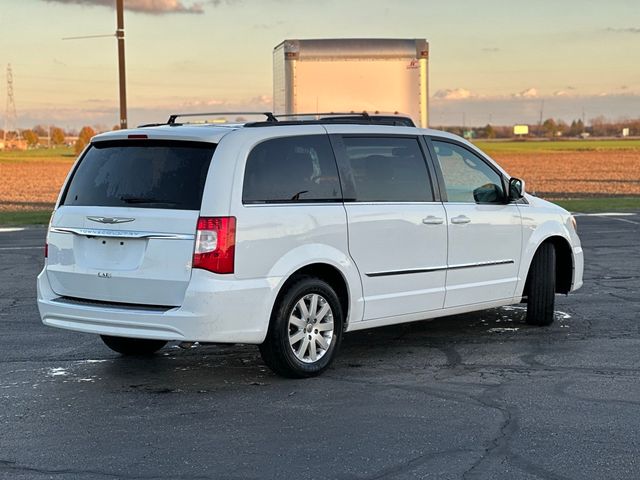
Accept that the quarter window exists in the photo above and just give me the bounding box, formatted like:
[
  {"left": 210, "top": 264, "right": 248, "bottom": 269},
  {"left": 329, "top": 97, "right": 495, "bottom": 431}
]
[
  {"left": 342, "top": 137, "right": 433, "bottom": 202},
  {"left": 242, "top": 135, "right": 341, "bottom": 204},
  {"left": 432, "top": 140, "right": 505, "bottom": 203}
]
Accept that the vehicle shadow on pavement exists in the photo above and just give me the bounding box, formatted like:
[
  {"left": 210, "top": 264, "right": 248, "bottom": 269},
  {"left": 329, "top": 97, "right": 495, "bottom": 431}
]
[{"left": 60, "top": 304, "right": 574, "bottom": 392}]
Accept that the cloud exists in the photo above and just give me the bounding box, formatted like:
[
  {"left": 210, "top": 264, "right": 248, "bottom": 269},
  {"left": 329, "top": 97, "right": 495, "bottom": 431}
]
[
  {"left": 433, "top": 88, "right": 475, "bottom": 100},
  {"left": 512, "top": 87, "right": 538, "bottom": 98},
  {"left": 181, "top": 98, "right": 226, "bottom": 107},
  {"left": 43, "top": 0, "right": 206, "bottom": 14},
  {"left": 481, "top": 47, "right": 500, "bottom": 53},
  {"left": 427, "top": 93, "right": 640, "bottom": 127},
  {"left": 253, "top": 20, "right": 285, "bottom": 30},
  {"left": 553, "top": 90, "right": 568, "bottom": 97},
  {"left": 605, "top": 27, "right": 640, "bottom": 34},
  {"left": 180, "top": 94, "right": 271, "bottom": 108},
  {"left": 210, "top": 0, "right": 241, "bottom": 5},
  {"left": 19, "top": 92, "right": 640, "bottom": 129},
  {"left": 248, "top": 95, "right": 272, "bottom": 106}
]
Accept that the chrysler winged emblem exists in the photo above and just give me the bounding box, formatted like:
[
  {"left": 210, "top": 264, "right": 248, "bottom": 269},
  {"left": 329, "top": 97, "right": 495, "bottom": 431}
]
[{"left": 87, "top": 216, "right": 135, "bottom": 224}]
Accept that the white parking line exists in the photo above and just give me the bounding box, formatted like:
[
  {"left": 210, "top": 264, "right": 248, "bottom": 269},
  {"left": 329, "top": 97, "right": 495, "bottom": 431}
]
[
  {"left": 573, "top": 212, "right": 636, "bottom": 217},
  {"left": 574, "top": 213, "right": 639, "bottom": 225},
  {"left": 0, "top": 246, "right": 42, "bottom": 251},
  {"left": 0, "top": 227, "right": 26, "bottom": 233}
]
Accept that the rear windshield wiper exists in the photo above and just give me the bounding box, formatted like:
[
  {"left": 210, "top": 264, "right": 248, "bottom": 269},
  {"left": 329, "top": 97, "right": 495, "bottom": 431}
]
[
  {"left": 120, "top": 196, "right": 178, "bottom": 205},
  {"left": 290, "top": 191, "right": 309, "bottom": 201}
]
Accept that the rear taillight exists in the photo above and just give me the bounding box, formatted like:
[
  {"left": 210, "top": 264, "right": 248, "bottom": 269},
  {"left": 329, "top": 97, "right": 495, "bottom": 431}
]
[{"left": 192, "top": 217, "right": 236, "bottom": 274}]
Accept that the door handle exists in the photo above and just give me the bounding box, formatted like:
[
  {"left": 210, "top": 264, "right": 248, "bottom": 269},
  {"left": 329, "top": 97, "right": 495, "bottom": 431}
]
[
  {"left": 451, "top": 215, "right": 471, "bottom": 224},
  {"left": 422, "top": 216, "right": 444, "bottom": 225}
]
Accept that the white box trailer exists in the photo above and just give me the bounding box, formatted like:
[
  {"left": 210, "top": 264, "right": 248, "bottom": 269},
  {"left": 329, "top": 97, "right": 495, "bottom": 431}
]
[{"left": 273, "top": 38, "right": 429, "bottom": 127}]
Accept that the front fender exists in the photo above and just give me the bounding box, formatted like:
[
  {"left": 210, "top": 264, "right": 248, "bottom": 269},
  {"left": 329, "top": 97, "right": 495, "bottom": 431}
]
[{"left": 515, "top": 216, "right": 573, "bottom": 298}]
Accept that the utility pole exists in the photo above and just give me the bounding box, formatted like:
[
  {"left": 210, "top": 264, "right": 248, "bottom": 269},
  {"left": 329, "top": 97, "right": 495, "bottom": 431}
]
[
  {"left": 116, "top": 0, "right": 127, "bottom": 129},
  {"left": 537, "top": 99, "right": 544, "bottom": 137}
]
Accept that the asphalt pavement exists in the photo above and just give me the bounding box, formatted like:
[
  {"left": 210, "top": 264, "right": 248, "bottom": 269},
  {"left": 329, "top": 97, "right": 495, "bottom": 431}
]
[{"left": 0, "top": 213, "right": 638, "bottom": 479}]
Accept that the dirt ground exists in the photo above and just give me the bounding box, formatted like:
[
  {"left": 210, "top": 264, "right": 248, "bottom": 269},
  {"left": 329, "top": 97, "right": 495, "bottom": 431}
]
[
  {"left": 493, "top": 150, "right": 640, "bottom": 197},
  {"left": 0, "top": 158, "right": 73, "bottom": 211}
]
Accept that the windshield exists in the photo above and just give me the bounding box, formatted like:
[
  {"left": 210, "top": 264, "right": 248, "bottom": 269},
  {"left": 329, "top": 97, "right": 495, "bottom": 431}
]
[{"left": 61, "top": 140, "right": 215, "bottom": 210}]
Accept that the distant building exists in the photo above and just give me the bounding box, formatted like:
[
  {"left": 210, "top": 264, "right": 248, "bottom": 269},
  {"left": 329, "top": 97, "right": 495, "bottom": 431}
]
[
  {"left": 513, "top": 125, "right": 529, "bottom": 136},
  {"left": 1, "top": 138, "right": 28, "bottom": 150}
]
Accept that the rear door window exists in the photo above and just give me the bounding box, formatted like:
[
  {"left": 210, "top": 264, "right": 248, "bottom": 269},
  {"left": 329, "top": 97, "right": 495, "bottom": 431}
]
[
  {"left": 340, "top": 136, "right": 434, "bottom": 202},
  {"left": 242, "top": 135, "right": 341, "bottom": 203},
  {"left": 62, "top": 140, "right": 215, "bottom": 210}
]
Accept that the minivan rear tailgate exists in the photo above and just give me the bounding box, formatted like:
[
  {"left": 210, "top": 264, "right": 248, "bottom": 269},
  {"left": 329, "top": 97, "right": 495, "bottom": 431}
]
[
  {"left": 45, "top": 139, "right": 215, "bottom": 307},
  {"left": 46, "top": 206, "right": 198, "bottom": 306}
]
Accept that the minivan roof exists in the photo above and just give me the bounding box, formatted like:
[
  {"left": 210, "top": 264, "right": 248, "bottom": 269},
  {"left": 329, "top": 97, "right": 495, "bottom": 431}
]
[
  {"left": 90, "top": 119, "right": 470, "bottom": 151},
  {"left": 91, "top": 122, "right": 465, "bottom": 144}
]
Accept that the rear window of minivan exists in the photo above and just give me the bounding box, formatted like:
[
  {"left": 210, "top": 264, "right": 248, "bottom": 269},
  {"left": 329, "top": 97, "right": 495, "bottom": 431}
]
[
  {"left": 242, "top": 135, "right": 341, "bottom": 204},
  {"left": 61, "top": 140, "right": 215, "bottom": 210}
]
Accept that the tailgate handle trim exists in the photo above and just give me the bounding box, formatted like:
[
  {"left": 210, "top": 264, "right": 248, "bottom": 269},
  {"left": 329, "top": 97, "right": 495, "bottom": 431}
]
[{"left": 50, "top": 227, "right": 194, "bottom": 240}]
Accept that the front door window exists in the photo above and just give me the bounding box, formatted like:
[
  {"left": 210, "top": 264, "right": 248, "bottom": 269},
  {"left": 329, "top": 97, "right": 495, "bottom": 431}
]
[{"left": 432, "top": 141, "right": 505, "bottom": 204}]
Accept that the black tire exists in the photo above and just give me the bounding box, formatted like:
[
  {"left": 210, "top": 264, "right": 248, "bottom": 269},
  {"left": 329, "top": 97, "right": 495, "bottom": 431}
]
[
  {"left": 259, "top": 276, "right": 344, "bottom": 378},
  {"left": 525, "top": 242, "right": 556, "bottom": 326},
  {"left": 100, "top": 335, "right": 167, "bottom": 355}
]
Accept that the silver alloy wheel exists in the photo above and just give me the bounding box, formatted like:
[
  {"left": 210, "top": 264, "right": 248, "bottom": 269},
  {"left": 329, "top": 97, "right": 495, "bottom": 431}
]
[{"left": 288, "top": 293, "right": 335, "bottom": 363}]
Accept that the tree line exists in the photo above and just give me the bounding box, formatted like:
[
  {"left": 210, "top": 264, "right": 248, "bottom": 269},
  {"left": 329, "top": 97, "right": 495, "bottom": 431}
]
[
  {"left": 3, "top": 116, "right": 639, "bottom": 152},
  {"left": 1, "top": 125, "right": 101, "bottom": 154},
  {"left": 437, "top": 116, "right": 640, "bottom": 139}
]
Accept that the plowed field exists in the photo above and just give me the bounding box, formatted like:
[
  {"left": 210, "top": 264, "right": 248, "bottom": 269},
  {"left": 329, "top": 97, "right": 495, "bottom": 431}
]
[
  {"left": 492, "top": 150, "right": 640, "bottom": 197},
  {"left": 0, "top": 157, "right": 74, "bottom": 211}
]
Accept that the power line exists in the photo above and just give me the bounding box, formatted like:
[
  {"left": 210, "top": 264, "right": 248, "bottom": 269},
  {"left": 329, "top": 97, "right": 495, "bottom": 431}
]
[
  {"left": 62, "top": 0, "right": 127, "bottom": 129},
  {"left": 62, "top": 34, "right": 116, "bottom": 40}
]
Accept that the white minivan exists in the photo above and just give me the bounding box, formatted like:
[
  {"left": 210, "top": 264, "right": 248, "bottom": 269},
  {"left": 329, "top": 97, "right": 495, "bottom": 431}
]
[{"left": 37, "top": 113, "right": 583, "bottom": 377}]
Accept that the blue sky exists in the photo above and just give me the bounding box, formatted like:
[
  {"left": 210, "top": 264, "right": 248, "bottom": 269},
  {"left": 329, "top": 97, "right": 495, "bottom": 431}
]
[{"left": 0, "top": 0, "right": 639, "bottom": 128}]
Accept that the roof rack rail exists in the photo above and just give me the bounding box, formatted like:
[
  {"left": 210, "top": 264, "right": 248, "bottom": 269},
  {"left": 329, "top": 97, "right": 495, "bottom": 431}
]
[
  {"left": 246, "top": 111, "right": 416, "bottom": 128},
  {"left": 137, "top": 122, "right": 166, "bottom": 128},
  {"left": 147, "top": 111, "right": 414, "bottom": 128},
  {"left": 274, "top": 111, "right": 373, "bottom": 119},
  {"left": 167, "top": 111, "right": 277, "bottom": 125}
]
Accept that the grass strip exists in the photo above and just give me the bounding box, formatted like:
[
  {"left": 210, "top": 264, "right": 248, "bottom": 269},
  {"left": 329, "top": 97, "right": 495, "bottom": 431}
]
[{"left": 0, "top": 210, "right": 52, "bottom": 226}]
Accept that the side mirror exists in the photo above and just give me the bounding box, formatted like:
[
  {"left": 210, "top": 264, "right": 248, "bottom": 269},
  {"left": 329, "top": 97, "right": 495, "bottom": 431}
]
[
  {"left": 473, "top": 183, "right": 503, "bottom": 203},
  {"left": 508, "top": 177, "right": 525, "bottom": 201}
]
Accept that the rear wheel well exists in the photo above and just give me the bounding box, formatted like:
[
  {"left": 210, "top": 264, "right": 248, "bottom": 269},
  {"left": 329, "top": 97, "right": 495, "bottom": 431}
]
[
  {"left": 525, "top": 236, "right": 573, "bottom": 295},
  {"left": 276, "top": 264, "right": 349, "bottom": 328}
]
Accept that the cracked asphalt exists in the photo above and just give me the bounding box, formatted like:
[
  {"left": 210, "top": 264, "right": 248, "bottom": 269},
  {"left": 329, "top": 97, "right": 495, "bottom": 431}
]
[{"left": 0, "top": 213, "right": 638, "bottom": 480}]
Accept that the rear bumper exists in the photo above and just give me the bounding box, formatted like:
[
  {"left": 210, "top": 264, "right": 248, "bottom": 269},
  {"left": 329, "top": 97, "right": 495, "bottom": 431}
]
[{"left": 37, "top": 269, "right": 277, "bottom": 344}]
